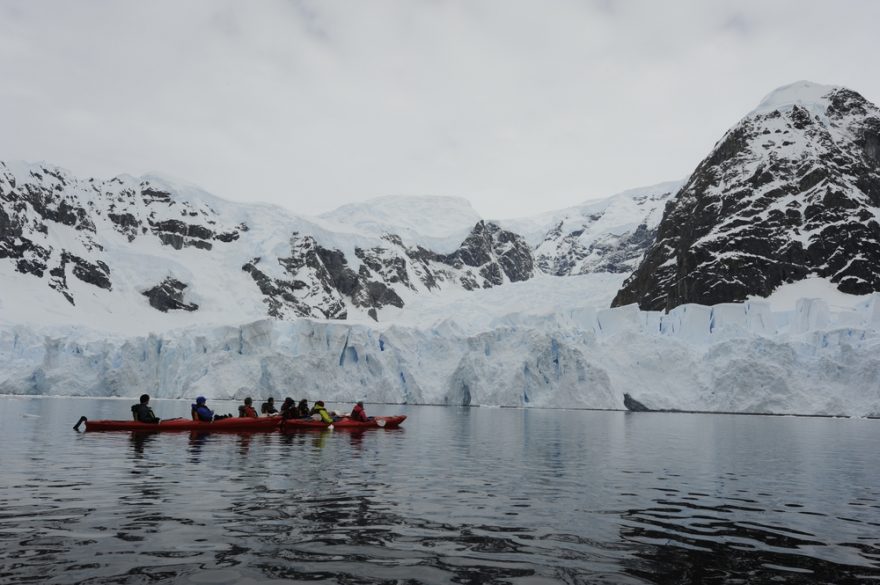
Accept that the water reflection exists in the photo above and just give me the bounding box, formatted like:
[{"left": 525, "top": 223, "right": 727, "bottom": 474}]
[
  {"left": 348, "top": 430, "right": 366, "bottom": 451},
  {"left": 1, "top": 398, "right": 879, "bottom": 584},
  {"left": 128, "top": 431, "right": 157, "bottom": 457},
  {"left": 187, "top": 431, "right": 210, "bottom": 463}
]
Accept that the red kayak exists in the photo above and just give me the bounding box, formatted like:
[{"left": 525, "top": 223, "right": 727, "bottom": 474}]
[
  {"left": 74, "top": 416, "right": 282, "bottom": 432},
  {"left": 281, "top": 415, "right": 406, "bottom": 430}
]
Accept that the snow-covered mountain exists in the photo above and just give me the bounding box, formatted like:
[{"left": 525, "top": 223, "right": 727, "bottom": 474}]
[
  {"left": 614, "top": 81, "right": 880, "bottom": 311},
  {"left": 0, "top": 157, "right": 677, "bottom": 329},
  {"left": 0, "top": 161, "right": 551, "bottom": 327},
  {"left": 4, "top": 81, "right": 880, "bottom": 415},
  {"left": 506, "top": 181, "right": 684, "bottom": 275}
]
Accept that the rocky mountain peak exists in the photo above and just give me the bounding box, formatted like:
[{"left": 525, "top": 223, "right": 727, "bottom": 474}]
[{"left": 613, "top": 82, "right": 880, "bottom": 311}]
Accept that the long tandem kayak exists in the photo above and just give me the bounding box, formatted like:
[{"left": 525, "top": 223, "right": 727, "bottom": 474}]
[
  {"left": 74, "top": 416, "right": 282, "bottom": 432},
  {"left": 73, "top": 415, "right": 407, "bottom": 432}
]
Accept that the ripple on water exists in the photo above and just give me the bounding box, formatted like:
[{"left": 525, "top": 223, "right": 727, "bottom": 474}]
[{"left": 1, "top": 399, "right": 879, "bottom": 584}]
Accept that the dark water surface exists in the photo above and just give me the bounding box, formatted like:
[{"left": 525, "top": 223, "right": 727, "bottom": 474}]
[{"left": 1, "top": 396, "right": 879, "bottom": 584}]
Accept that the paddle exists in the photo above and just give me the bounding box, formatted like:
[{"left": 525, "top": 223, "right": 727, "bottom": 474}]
[{"left": 73, "top": 416, "right": 87, "bottom": 431}]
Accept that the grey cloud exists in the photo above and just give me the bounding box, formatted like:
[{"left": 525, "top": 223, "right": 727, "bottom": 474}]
[{"left": 0, "top": 0, "right": 878, "bottom": 219}]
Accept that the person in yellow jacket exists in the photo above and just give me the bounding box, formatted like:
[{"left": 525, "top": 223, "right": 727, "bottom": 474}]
[{"left": 310, "top": 400, "right": 334, "bottom": 424}]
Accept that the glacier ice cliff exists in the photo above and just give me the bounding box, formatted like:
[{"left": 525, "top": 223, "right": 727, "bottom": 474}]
[{"left": 3, "top": 293, "right": 879, "bottom": 417}]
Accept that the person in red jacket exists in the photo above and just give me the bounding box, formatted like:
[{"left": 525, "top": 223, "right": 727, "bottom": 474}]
[
  {"left": 238, "top": 397, "right": 258, "bottom": 418},
  {"left": 350, "top": 400, "right": 368, "bottom": 422}
]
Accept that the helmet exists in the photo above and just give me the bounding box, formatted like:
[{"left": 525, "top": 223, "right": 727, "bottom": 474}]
[{"left": 196, "top": 396, "right": 206, "bottom": 404}]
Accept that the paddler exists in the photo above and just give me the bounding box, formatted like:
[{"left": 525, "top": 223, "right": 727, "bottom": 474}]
[
  {"left": 279, "top": 397, "right": 295, "bottom": 418},
  {"left": 260, "top": 397, "right": 277, "bottom": 415},
  {"left": 310, "top": 400, "right": 334, "bottom": 424},
  {"left": 192, "top": 396, "right": 232, "bottom": 422},
  {"left": 131, "top": 394, "right": 160, "bottom": 424},
  {"left": 238, "top": 397, "right": 258, "bottom": 418},
  {"left": 349, "top": 400, "right": 369, "bottom": 422}
]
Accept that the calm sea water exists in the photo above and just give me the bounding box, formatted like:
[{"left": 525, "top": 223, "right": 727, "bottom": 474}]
[{"left": 1, "top": 396, "right": 879, "bottom": 584}]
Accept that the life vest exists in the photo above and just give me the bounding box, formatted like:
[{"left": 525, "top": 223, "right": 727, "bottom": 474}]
[
  {"left": 313, "top": 405, "right": 333, "bottom": 424},
  {"left": 239, "top": 405, "right": 258, "bottom": 418},
  {"left": 192, "top": 404, "right": 214, "bottom": 422}
]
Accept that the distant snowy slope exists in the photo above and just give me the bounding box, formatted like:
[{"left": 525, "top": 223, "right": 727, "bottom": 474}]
[
  {"left": 502, "top": 181, "right": 684, "bottom": 275},
  {"left": 317, "top": 195, "right": 481, "bottom": 253}
]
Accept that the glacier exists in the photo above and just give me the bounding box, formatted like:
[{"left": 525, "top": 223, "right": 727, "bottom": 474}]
[{"left": 3, "top": 277, "right": 879, "bottom": 417}]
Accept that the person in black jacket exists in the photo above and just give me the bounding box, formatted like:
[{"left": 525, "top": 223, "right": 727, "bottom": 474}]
[
  {"left": 261, "top": 397, "right": 277, "bottom": 415},
  {"left": 279, "top": 397, "right": 295, "bottom": 418},
  {"left": 131, "top": 394, "right": 160, "bottom": 423}
]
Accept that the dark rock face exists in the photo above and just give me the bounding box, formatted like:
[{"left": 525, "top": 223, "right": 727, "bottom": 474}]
[
  {"left": 108, "top": 212, "right": 138, "bottom": 241},
  {"left": 67, "top": 253, "right": 112, "bottom": 290},
  {"left": 614, "top": 86, "right": 880, "bottom": 311},
  {"left": 243, "top": 222, "right": 535, "bottom": 320},
  {"left": 142, "top": 278, "right": 199, "bottom": 312},
  {"left": 443, "top": 221, "right": 534, "bottom": 283},
  {"left": 242, "top": 258, "right": 312, "bottom": 319}
]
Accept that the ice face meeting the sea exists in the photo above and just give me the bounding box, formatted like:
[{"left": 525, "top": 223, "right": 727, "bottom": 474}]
[{"left": 3, "top": 274, "right": 880, "bottom": 417}]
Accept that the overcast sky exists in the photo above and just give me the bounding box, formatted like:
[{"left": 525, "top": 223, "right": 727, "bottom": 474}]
[{"left": 1, "top": 1, "right": 878, "bottom": 219}]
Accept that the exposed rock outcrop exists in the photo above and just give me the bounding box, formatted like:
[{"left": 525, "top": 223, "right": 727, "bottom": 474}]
[
  {"left": 614, "top": 83, "right": 880, "bottom": 311},
  {"left": 242, "top": 222, "right": 535, "bottom": 320},
  {"left": 142, "top": 278, "right": 199, "bottom": 312}
]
